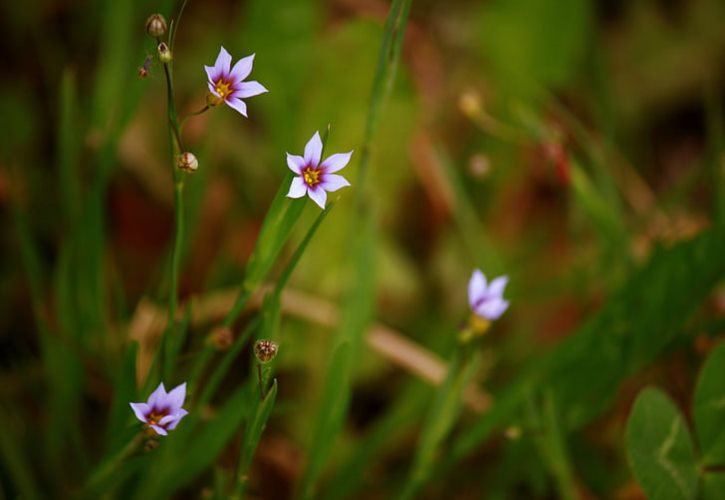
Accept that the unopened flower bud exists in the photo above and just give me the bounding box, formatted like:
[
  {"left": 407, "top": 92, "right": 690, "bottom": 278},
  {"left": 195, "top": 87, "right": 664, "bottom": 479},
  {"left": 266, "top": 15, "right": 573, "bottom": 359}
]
[
  {"left": 459, "top": 90, "right": 482, "bottom": 117},
  {"left": 157, "top": 42, "right": 173, "bottom": 64},
  {"left": 254, "top": 339, "right": 278, "bottom": 363},
  {"left": 146, "top": 14, "right": 167, "bottom": 38},
  {"left": 157, "top": 42, "right": 172, "bottom": 64},
  {"left": 138, "top": 56, "right": 152, "bottom": 79},
  {"left": 177, "top": 152, "right": 198, "bottom": 172},
  {"left": 208, "top": 326, "right": 233, "bottom": 350}
]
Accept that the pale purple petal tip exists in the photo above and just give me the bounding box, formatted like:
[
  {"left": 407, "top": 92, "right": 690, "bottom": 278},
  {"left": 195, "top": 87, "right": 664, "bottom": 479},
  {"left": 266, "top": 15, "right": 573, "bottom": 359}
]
[
  {"left": 488, "top": 276, "right": 509, "bottom": 299},
  {"left": 304, "top": 132, "right": 323, "bottom": 167},
  {"left": 286, "top": 154, "right": 305, "bottom": 174},
  {"left": 129, "top": 402, "right": 150, "bottom": 423},
  {"left": 226, "top": 98, "right": 248, "bottom": 117},
  {"left": 232, "top": 81, "right": 268, "bottom": 100},
  {"left": 166, "top": 409, "right": 189, "bottom": 430},
  {"left": 150, "top": 424, "right": 168, "bottom": 436},
  {"left": 320, "top": 151, "right": 353, "bottom": 173},
  {"left": 307, "top": 186, "right": 327, "bottom": 209},
  {"left": 214, "top": 46, "right": 233, "bottom": 77},
  {"left": 320, "top": 174, "right": 350, "bottom": 193},
  {"left": 230, "top": 53, "right": 255, "bottom": 82},
  {"left": 166, "top": 382, "right": 187, "bottom": 411},
  {"left": 468, "top": 270, "right": 487, "bottom": 308},
  {"left": 147, "top": 383, "right": 166, "bottom": 409},
  {"left": 287, "top": 176, "right": 307, "bottom": 198}
]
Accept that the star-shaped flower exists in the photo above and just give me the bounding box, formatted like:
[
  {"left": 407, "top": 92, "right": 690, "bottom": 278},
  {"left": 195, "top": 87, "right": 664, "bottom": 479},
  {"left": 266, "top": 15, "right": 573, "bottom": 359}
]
[
  {"left": 468, "top": 269, "right": 509, "bottom": 321},
  {"left": 205, "top": 46, "right": 267, "bottom": 116},
  {"left": 129, "top": 382, "right": 188, "bottom": 436},
  {"left": 286, "top": 131, "right": 352, "bottom": 209}
]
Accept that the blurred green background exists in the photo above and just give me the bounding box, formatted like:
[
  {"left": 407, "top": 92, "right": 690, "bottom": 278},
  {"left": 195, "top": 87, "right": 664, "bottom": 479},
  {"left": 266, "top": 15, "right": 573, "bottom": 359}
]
[{"left": 1, "top": 0, "right": 724, "bottom": 498}]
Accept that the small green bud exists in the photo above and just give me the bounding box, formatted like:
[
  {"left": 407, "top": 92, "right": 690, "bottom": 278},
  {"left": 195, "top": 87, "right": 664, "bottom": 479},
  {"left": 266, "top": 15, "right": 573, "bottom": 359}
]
[
  {"left": 254, "top": 339, "right": 278, "bottom": 363},
  {"left": 146, "top": 14, "right": 167, "bottom": 38},
  {"left": 177, "top": 152, "right": 198, "bottom": 172},
  {"left": 157, "top": 42, "right": 172, "bottom": 64}
]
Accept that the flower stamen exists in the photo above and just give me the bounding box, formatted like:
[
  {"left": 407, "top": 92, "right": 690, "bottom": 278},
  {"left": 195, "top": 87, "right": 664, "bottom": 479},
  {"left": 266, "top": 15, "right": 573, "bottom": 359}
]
[
  {"left": 302, "top": 166, "right": 322, "bottom": 187},
  {"left": 214, "top": 79, "right": 232, "bottom": 99}
]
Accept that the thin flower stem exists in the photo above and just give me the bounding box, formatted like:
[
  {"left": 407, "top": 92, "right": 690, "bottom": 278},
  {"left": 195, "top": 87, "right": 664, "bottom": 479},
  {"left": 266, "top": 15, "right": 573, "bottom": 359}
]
[
  {"left": 180, "top": 105, "right": 210, "bottom": 130},
  {"left": 160, "top": 57, "right": 186, "bottom": 378},
  {"left": 256, "top": 363, "right": 265, "bottom": 399}
]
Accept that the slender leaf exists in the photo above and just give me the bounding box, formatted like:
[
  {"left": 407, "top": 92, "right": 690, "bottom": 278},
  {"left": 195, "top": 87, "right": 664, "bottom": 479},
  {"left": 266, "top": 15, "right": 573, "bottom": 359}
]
[{"left": 693, "top": 343, "right": 725, "bottom": 465}]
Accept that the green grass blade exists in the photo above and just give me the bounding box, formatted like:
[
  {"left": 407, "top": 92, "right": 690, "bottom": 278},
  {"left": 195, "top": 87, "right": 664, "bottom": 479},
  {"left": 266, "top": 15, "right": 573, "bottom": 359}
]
[{"left": 232, "top": 380, "right": 279, "bottom": 498}]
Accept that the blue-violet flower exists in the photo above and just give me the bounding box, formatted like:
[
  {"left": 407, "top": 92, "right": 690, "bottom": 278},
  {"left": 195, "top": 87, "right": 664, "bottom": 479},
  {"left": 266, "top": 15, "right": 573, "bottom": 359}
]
[
  {"left": 286, "top": 131, "right": 352, "bottom": 209},
  {"left": 130, "top": 382, "right": 188, "bottom": 436},
  {"left": 468, "top": 269, "right": 509, "bottom": 321},
  {"left": 205, "top": 46, "right": 267, "bottom": 116}
]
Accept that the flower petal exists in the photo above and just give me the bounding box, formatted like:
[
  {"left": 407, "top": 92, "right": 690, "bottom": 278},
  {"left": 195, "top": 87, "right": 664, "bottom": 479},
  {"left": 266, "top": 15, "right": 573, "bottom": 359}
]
[
  {"left": 320, "top": 174, "right": 350, "bottom": 193},
  {"left": 166, "top": 409, "right": 189, "bottom": 430},
  {"left": 487, "top": 275, "right": 508, "bottom": 300},
  {"left": 304, "top": 132, "right": 322, "bottom": 167},
  {"left": 214, "top": 46, "right": 232, "bottom": 78},
  {"left": 468, "top": 270, "right": 487, "bottom": 309},
  {"left": 208, "top": 82, "right": 221, "bottom": 98},
  {"left": 287, "top": 176, "right": 307, "bottom": 198},
  {"left": 147, "top": 383, "right": 167, "bottom": 410},
  {"left": 230, "top": 54, "right": 255, "bottom": 82},
  {"left": 232, "top": 81, "right": 268, "bottom": 99},
  {"left": 129, "top": 402, "right": 150, "bottom": 423},
  {"left": 166, "top": 382, "right": 186, "bottom": 411},
  {"left": 158, "top": 414, "right": 176, "bottom": 426},
  {"left": 150, "top": 424, "right": 168, "bottom": 436},
  {"left": 286, "top": 154, "right": 305, "bottom": 174},
  {"left": 320, "top": 151, "right": 353, "bottom": 173},
  {"left": 475, "top": 298, "right": 509, "bottom": 321},
  {"left": 225, "top": 98, "right": 248, "bottom": 117},
  {"left": 205, "top": 65, "right": 222, "bottom": 84},
  {"left": 307, "top": 186, "right": 327, "bottom": 209}
]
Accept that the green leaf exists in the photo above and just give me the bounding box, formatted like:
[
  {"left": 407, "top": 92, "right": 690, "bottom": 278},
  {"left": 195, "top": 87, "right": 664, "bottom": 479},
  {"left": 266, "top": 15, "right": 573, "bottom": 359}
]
[
  {"left": 626, "top": 387, "right": 698, "bottom": 500},
  {"left": 233, "top": 380, "right": 279, "bottom": 498},
  {"left": 694, "top": 343, "right": 725, "bottom": 465}
]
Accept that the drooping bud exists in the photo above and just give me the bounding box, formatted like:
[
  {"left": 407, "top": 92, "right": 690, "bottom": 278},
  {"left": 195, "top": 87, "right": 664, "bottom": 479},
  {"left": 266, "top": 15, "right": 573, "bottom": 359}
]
[
  {"left": 254, "top": 339, "right": 278, "bottom": 363},
  {"left": 146, "top": 14, "right": 167, "bottom": 38},
  {"left": 157, "top": 42, "right": 172, "bottom": 64},
  {"left": 177, "top": 152, "right": 198, "bottom": 172},
  {"left": 208, "top": 326, "right": 233, "bottom": 350}
]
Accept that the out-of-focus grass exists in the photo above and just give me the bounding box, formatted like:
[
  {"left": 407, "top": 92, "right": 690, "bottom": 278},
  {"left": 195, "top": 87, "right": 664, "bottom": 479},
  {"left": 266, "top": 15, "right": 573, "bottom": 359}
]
[{"left": 1, "top": 0, "right": 724, "bottom": 498}]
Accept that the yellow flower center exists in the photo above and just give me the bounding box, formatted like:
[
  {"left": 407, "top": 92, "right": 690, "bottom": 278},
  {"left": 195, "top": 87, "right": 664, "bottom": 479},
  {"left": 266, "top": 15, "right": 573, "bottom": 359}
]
[
  {"left": 214, "top": 79, "right": 232, "bottom": 99},
  {"left": 303, "top": 166, "right": 322, "bottom": 187}
]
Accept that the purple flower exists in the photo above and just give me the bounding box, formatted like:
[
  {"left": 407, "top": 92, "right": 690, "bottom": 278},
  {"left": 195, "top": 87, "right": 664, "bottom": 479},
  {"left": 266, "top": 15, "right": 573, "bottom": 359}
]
[
  {"left": 129, "top": 382, "right": 188, "bottom": 436},
  {"left": 468, "top": 269, "right": 509, "bottom": 321},
  {"left": 286, "top": 131, "right": 352, "bottom": 209},
  {"left": 205, "top": 46, "right": 267, "bottom": 116}
]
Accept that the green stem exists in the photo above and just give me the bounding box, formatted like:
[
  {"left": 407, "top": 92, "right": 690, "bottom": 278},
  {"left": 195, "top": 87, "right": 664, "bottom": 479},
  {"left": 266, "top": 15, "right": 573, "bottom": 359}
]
[
  {"left": 180, "top": 105, "right": 210, "bottom": 130},
  {"left": 161, "top": 58, "right": 186, "bottom": 378}
]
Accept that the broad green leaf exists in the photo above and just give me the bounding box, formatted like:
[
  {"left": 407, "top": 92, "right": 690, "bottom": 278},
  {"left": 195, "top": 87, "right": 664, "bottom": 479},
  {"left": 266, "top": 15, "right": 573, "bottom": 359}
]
[
  {"left": 626, "top": 388, "right": 698, "bottom": 500},
  {"left": 694, "top": 343, "right": 725, "bottom": 464}
]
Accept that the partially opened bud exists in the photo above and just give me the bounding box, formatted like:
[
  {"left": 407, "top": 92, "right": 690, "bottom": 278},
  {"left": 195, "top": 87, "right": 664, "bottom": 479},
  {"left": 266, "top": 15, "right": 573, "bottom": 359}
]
[
  {"left": 157, "top": 42, "right": 172, "bottom": 64},
  {"left": 146, "top": 14, "right": 167, "bottom": 38},
  {"left": 177, "top": 152, "right": 198, "bottom": 172},
  {"left": 254, "top": 340, "right": 278, "bottom": 363}
]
